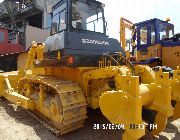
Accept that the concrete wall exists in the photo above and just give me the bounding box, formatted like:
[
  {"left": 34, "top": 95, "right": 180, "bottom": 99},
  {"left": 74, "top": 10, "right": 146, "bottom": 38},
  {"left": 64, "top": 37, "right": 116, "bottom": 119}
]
[
  {"left": 0, "top": 0, "right": 60, "bottom": 29},
  {"left": 0, "top": 0, "right": 59, "bottom": 14},
  {"left": 0, "top": 2, "right": 7, "bottom": 14},
  {"left": 34, "top": 0, "right": 59, "bottom": 29},
  {"left": 35, "top": 0, "right": 59, "bottom": 11},
  {"left": 25, "top": 25, "right": 50, "bottom": 50}
]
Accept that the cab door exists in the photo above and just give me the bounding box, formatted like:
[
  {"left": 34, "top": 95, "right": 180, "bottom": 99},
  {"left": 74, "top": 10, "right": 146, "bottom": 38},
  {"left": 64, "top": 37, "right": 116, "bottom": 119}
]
[
  {"left": 136, "top": 20, "right": 161, "bottom": 61},
  {"left": 136, "top": 23, "right": 151, "bottom": 61}
]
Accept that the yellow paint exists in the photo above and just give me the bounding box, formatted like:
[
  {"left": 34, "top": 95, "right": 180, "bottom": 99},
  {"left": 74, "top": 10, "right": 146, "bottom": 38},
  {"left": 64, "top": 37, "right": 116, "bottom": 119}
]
[
  {"left": 120, "top": 17, "right": 134, "bottom": 51},
  {"left": 137, "top": 44, "right": 161, "bottom": 61},
  {"left": 162, "top": 46, "right": 180, "bottom": 69},
  {"left": 136, "top": 44, "right": 180, "bottom": 69},
  {"left": 169, "top": 66, "right": 180, "bottom": 120},
  {"left": 0, "top": 74, "right": 34, "bottom": 110},
  {"left": 25, "top": 42, "right": 44, "bottom": 70},
  {"left": 58, "top": 51, "right": 61, "bottom": 60}
]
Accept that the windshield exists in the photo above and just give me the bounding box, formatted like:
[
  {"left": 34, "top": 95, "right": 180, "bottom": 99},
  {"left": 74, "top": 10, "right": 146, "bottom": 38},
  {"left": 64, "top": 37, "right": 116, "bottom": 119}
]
[
  {"left": 51, "top": 1, "right": 67, "bottom": 34},
  {"left": 159, "top": 23, "right": 174, "bottom": 40},
  {"left": 140, "top": 26, "right": 148, "bottom": 45},
  {"left": 72, "top": 0, "right": 104, "bottom": 33}
]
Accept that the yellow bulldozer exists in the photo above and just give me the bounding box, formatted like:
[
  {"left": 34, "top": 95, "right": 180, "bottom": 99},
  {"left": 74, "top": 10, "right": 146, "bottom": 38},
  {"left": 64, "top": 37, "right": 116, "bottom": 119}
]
[
  {"left": 0, "top": 0, "right": 180, "bottom": 140},
  {"left": 120, "top": 17, "right": 180, "bottom": 69}
]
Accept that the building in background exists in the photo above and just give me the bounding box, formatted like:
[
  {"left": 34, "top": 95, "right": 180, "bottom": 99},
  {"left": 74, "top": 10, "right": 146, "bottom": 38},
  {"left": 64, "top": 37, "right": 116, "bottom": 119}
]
[{"left": 0, "top": 0, "right": 59, "bottom": 50}]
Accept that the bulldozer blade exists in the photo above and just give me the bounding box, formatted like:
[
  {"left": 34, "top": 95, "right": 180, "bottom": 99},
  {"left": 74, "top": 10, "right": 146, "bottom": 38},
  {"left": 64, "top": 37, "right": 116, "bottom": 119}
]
[
  {"left": 100, "top": 70, "right": 173, "bottom": 140},
  {"left": 100, "top": 75, "right": 145, "bottom": 140},
  {"left": 17, "top": 52, "right": 28, "bottom": 70},
  {"left": 151, "top": 112, "right": 167, "bottom": 135},
  {"left": 172, "top": 102, "right": 180, "bottom": 120}
]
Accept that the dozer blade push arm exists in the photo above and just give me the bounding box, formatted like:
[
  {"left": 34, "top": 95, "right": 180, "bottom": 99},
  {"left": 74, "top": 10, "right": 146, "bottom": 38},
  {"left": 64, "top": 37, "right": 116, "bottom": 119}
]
[
  {"left": 25, "top": 42, "right": 45, "bottom": 70},
  {"left": 170, "top": 66, "right": 180, "bottom": 120},
  {"left": 135, "top": 65, "right": 180, "bottom": 120},
  {"left": 0, "top": 75, "right": 34, "bottom": 110}
]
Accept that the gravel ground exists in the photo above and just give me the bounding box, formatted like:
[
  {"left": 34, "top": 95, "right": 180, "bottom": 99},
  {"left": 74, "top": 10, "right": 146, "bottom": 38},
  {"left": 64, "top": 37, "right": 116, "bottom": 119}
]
[{"left": 0, "top": 98, "right": 180, "bottom": 140}]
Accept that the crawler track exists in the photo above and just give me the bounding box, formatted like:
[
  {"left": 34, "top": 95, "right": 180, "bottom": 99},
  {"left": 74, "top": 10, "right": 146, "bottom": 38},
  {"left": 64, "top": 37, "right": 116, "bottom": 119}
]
[{"left": 19, "top": 75, "right": 87, "bottom": 135}]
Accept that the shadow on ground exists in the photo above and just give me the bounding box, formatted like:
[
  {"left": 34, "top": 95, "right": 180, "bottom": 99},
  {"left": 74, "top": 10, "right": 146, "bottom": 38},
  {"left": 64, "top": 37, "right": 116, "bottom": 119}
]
[
  {"left": 1, "top": 98, "right": 180, "bottom": 140},
  {"left": 0, "top": 98, "right": 122, "bottom": 140}
]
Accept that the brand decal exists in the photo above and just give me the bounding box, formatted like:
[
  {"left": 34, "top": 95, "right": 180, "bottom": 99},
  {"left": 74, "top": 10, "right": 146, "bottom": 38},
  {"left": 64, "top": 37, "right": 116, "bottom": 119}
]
[{"left": 82, "top": 39, "right": 109, "bottom": 46}]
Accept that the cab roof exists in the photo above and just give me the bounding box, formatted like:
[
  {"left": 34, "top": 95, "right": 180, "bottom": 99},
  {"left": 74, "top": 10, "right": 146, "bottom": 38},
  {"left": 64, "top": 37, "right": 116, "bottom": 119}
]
[
  {"left": 134, "top": 18, "right": 174, "bottom": 27},
  {"left": 53, "top": 0, "right": 104, "bottom": 11}
]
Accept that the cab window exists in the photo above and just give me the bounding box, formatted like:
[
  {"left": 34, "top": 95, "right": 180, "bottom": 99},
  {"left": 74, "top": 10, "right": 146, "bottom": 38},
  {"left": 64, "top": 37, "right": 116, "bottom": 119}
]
[
  {"left": 72, "top": 0, "right": 104, "bottom": 33},
  {"left": 150, "top": 24, "right": 155, "bottom": 44},
  {"left": 0, "top": 31, "right": 4, "bottom": 42},
  {"left": 140, "top": 26, "right": 147, "bottom": 45},
  {"left": 51, "top": 2, "right": 66, "bottom": 34},
  {"left": 159, "top": 23, "right": 173, "bottom": 40}
]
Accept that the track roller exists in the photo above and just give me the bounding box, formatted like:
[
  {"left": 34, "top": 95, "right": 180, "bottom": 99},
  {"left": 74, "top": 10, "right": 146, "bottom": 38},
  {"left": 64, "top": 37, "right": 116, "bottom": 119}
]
[{"left": 18, "top": 75, "right": 87, "bottom": 134}]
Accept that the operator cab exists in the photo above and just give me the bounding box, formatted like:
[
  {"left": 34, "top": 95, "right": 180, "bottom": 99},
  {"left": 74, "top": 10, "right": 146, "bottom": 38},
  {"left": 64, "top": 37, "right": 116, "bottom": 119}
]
[
  {"left": 134, "top": 18, "right": 174, "bottom": 52},
  {"left": 131, "top": 18, "right": 180, "bottom": 67},
  {"left": 51, "top": 0, "right": 106, "bottom": 35},
  {"left": 44, "top": 0, "right": 125, "bottom": 66}
]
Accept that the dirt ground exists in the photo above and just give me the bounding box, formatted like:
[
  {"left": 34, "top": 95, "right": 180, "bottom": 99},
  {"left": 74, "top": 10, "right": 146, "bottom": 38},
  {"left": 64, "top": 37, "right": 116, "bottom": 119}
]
[{"left": 0, "top": 98, "right": 180, "bottom": 140}]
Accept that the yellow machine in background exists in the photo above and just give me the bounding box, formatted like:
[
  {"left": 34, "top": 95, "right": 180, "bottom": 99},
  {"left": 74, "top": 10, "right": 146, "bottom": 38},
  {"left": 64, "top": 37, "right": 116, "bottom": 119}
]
[
  {"left": 120, "top": 17, "right": 135, "bottom": 52},
  {"left": 120, "top": 17, "right": 180, "bottom": 69}
]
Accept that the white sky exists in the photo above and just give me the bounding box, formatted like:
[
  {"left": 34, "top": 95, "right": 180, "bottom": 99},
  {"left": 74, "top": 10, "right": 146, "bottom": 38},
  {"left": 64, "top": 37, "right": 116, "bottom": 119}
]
[
  {"left": 98, "top": 0, "right": 180, "bottom": 41},
  {"left": 1, "top": 0, "right": 180, "bottom": 41}
]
